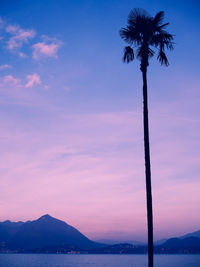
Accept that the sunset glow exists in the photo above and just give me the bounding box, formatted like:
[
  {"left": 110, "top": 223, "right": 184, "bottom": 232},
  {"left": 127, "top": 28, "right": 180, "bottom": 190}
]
[{"left": 0, "top": 0, "right": 199, "bottom": 242}]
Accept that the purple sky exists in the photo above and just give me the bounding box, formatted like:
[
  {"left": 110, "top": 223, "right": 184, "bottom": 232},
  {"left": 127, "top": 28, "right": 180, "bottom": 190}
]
[{"left": 0, "top": 0, "right": 199, "bottom": 242}]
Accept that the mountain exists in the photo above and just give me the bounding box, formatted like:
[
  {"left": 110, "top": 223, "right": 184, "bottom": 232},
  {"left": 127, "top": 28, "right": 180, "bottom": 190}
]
[
  {"left": 154, "top": 236, "right": 200, "bottom": 253},
  {"left": 95, "top": 239, "right": 144, "bottom": 246},
  {"left": 154, "top": 229, "right": 200, "bottom": 253},
  {"left": 96, "top": 238, "right": 167, "bottom": 246},
  {"left": 0, "top": 215, "right": 104, "bottom": 251},
  {"left": 0, "top": 216, "right": 199, "bottom": 254},
  {"left": 153, "top": 230, "right": 200, "bottom": 247},
  {"left": 161, "top": 236, "right": 200, "bottom": 249},
  {"left": 91, "top": 237, "right": 200, "bottom": 254},
  {"left": 94, "top": 230, "right": 200, "bottom": 254},
  {"left": 0, "top": 220, "right": 24, "bottom": 243},
  {"left": 88, "top": 243, "right": 147, "bottom": 254},
  {"left": 180, "top": 229, "right": 200, "bottom": 239}
]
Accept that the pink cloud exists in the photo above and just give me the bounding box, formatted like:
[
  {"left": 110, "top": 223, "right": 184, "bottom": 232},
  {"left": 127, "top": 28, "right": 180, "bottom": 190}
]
[
  {"left": 0, "top": 75, "right": 21, "bottom": 87},
  {"left": 6, "top": 25, "right": 19, "bottom": 34},
  {"left": 5, "top": 24, "right": 35, "bottom": 54},
  {"left": 32, "top": 40, "right": 62, "bottom": 60},
  {"left": 0, "top": 74, "right": 44, "bottom": 106},
  {"left": 25, "top": 73, "right": 41, "bottom": 88},
  {"left": 2, "top": 21, "right": 62, "bottom": 60},
  {"left": 0, "top": 64, "right": 12, "bottom": 70}
]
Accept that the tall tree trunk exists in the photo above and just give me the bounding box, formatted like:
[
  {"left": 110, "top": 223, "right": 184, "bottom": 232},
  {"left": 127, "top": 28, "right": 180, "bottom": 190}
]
[{"left": 142, "top": 67, "right": 154, "bottom": 267}]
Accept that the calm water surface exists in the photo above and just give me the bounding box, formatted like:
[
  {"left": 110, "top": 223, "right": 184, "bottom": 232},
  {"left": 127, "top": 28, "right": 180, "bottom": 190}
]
[{"left": 0, "top": 254, "right": 199, "bottom": 267}]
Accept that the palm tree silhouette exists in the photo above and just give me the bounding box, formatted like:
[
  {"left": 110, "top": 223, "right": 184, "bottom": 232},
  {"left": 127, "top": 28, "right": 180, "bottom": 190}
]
[{"left": 120, "top": 9, "right": 174, "bottom": 267}]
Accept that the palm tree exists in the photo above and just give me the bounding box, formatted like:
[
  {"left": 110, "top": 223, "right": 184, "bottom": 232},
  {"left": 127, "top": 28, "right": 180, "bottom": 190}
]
[{"left": 120, "top": 9, "right": 174, "bottom": 267}]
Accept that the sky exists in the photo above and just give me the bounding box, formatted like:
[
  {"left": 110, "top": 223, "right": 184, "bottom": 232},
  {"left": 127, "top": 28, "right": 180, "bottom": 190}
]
[{"left": 0, "top": 0, "right": 199, "bottom": 242}]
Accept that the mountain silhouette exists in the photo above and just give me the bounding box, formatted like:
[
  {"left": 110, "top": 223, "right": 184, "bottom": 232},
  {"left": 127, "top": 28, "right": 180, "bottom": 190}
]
[
  {"left": 0, "top": 214, "right": 104, "bottom": 250},
  {"left": 156, "top": 236, "right": 200, "bottom": 253},
  {"left": 180, "top": 229, "right": 200, "bottom": 239},
  {"left": 0, "top": 215, "right": 199, "bottom": 253}
]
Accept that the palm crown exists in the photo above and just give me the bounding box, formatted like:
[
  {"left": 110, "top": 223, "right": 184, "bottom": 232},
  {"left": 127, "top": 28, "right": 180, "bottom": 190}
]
[{"left": 120, "top": 9, "right": 174, "bottom": 69}]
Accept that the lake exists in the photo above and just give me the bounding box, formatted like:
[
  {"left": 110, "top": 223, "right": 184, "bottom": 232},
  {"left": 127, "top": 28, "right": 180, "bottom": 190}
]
[{"left": 0, "top": 254, "right": 199, "bottom": 267}]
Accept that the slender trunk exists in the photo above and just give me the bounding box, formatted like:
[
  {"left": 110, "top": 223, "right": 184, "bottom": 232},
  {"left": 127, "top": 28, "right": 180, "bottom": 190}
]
[{"left": 142, "top": 67, "right": 153, "bottom": 267}]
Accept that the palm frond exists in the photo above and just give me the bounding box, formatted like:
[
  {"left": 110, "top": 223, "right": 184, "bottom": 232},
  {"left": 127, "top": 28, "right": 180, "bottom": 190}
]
[
  {"left": 120, "top": 27, "right": 142, "bottom": 45},
  {"left": 158, "top": 22, "right": 169, "bottom": 29},
  {"left": 158, "top": 30, "right": 174, "bottom": 40},
  {"left": 157, "top": 49, "right": 169, "bottom": 66},
  {"left": 151, "top": 32, "right": 174, "bottom": 50},
  {"left": 120, "top": 9, "right": 174, "bottom": 67},
  {"left": 120, "top": 28, "right": 133, "bottom": 44},
  {"left": 128, "top": 8, "right": 152, "bottom": 37},
  {"left": 167, "top": 42, "right": 174, "bottom": 50},
  {"left": 123, "top": 46, "right": 134, "bottom": 63},
  {"left": 153, "top": 11, "right": 164, "bottom": 26},
  {"left": 128, "top": 8, "right": 150, "bottom": 23},
  {"left": 137, "top": 46, "right": 154, "bottom": 60}
]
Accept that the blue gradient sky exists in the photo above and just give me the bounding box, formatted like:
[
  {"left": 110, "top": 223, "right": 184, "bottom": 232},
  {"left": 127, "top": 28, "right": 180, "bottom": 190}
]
[{"left": 0, "top": 0, "right": 199, "bottom": 241}]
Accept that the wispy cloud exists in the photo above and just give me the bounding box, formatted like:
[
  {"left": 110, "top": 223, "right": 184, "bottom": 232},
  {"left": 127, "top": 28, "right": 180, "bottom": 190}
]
[
  {"left": 32, "top": 38, "right": 62, "bottom": 60},
  {"left": 5, "top": 25, "right": 35, "bottom": 56},
  {"left": 6, "top": 25, "right": 35, "bottom": 50},
  {"left": 0, "top": 75, "right": 21, "bottom": 87},
  {"left": 0, "top": 19, "right": 62, "bottom": 60},
  {"left": 25, "top": 73, "right": 41, "bottom": 88},
  {"left": 0, "top": 73, "right": 41, "bottom": 89},
  {"left": 0, "top": 106, "right": 199, "bottom": 240},
  {"left": 0, "top": 73, "right": 45, "bottom": 106},
  {"left": 0, "top": 64, "right": 12, "bottom": 71}
]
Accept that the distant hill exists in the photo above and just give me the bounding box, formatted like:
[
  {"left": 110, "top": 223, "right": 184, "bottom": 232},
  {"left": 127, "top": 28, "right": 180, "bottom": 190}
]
[
  {"left": 88, "top": 243, "right": 147, "bottom": 254},
  {"left": 92, "top": 230, "right": 200, "bottom": 254},
  {"left": 180, "top": 230, "right": 200, "bottom": 239},
  {"left": 0, "top": 214, "right": 104, "bottom": 251},
  {"left": 154, "top": 230, "right": 200, "bottom": 253},
  {"left": 95, "top": 239, "right": 144, "bottom": 246},
  {"left": 155, "top": 236, "right": 200, "bottom": 253},
  {"left": 161, "top": 236, "right": 200, "bottom": 249},
  {"left": 154, "top": 229, "right": 200, "bottom": 247},
  {"left": 90, "top": 237, "right": 200, "bottom": 254},
  {"left": 96, "top": 238, "right": 166, "bottom": 246}
]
